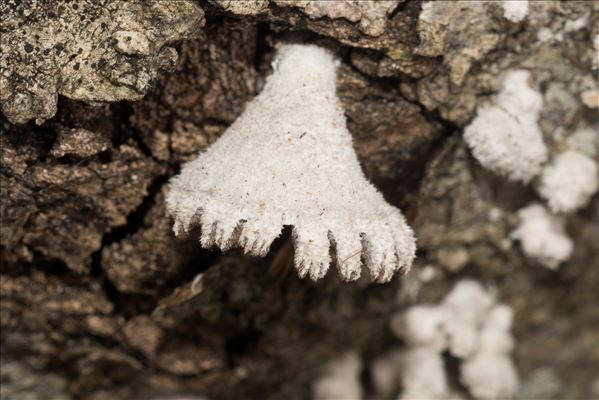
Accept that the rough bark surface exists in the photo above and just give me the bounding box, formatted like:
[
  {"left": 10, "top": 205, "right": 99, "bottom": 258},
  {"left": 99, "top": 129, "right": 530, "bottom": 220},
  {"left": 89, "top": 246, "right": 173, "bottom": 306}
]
[{"left": 1, "top": 1, "right": 598, "bottom": 400}]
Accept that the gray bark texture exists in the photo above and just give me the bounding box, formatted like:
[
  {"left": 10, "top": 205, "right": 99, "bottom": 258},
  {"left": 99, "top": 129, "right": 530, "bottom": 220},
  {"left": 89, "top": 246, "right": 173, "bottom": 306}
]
[{"left": 1, "top": 1, "right": 598, "bottom": 399}]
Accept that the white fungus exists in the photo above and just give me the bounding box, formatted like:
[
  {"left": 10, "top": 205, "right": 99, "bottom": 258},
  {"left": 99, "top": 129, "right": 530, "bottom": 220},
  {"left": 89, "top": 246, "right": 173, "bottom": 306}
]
[
  {"left": 167, "top": 43, "right": 416, "bottom": 282},
  {"left": 464, "top": 70, "right": 548, "bottom": 183},
  {"left": 391, "top": 305, "right": 453, "bottom": 400},
  {"left": 501, "top": 0, "right": 529, "bottom": 23},
  {"left": 312, "top": 352, "right": 363, "bottom": 400},
  {"left": 390, "top": 305, "right": 448, "bottom": 350},
  {"left": 442, "top": 280, "right": 495, "bottom": 358},
  {"left": 461, "top": 305, "right": 520, "bottom": 400},
  {"left": 512, "top": 203, "right": 573, "bottom": 269},
  {"left": 398, "top": 347, "right": 451, "bottom": 400},
  {"left": 537, "top": 150, "right": 599, "bottom": 213},
  {"left": 383, "top": 280, "right": 519, "bottom": 400}
]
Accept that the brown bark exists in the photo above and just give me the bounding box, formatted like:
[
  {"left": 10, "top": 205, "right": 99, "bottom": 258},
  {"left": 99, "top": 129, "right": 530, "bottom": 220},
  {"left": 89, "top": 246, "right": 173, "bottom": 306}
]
[{"left": 1, "top": 1, "right": 597, "bottom": 399}]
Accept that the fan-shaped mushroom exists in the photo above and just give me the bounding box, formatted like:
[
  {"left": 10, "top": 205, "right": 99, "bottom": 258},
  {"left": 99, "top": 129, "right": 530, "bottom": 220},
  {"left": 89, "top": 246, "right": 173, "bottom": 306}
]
[{"left": 167, "top": 44, "right": 416, "bottom": 282}]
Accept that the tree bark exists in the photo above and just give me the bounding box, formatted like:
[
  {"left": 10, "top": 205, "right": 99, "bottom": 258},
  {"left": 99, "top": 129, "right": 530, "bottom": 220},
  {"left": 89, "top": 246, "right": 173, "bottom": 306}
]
[{"left": 1, "top": 1, "right": 597, "bottom": 399}]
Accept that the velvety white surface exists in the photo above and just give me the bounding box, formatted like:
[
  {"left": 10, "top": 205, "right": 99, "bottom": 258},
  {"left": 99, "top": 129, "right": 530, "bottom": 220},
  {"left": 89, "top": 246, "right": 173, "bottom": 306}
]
[
  {"left": 167, "top": 43, "right": 416, "bottom": 282},
  {"left": 464, "top": 70, "right": 547, "bottom": 183},
  {"left": 538, "top": 150, "right": 598, "bottom": 213},
  {"left": 512, "top": 203, "right": 573, "bottom": 269},
  {"left": 501, "top": 0, "right": 529, "bottom": 23},
  {"left": 387, "top": 280, "right": 519, "bottom": 400}
]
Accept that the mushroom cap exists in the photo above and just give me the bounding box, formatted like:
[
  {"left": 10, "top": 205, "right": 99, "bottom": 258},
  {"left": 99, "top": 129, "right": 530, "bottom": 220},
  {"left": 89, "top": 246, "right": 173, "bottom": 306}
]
[{"left": 166, "top": 44, "right": 416, "bottom": 282}]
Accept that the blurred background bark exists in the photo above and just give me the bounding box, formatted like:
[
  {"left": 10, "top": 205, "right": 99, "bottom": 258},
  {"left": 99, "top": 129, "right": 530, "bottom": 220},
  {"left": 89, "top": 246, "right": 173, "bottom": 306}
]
[{"left": 1, "top": 1, "right": 597, "bottom": 399}]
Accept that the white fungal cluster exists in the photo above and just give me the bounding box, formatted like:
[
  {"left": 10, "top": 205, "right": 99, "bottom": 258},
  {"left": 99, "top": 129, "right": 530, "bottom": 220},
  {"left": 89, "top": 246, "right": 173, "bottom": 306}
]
[
  {"left": 391, "top": 305, "right": 454, "bottom": 400},
  {"left": 312, "top": 352, "right": 363, "bottom": 400},
  {"left": 537, "top": 150, "right": 598, "bottom": 213},
  {"left": 463, "top": 68, "right": 599, "bottom": 202},
  {"left": 461, "top": 304, "right": 519, "bottom": 399},
  {"left": 167, "top": 43, "right": 416, "bottom": 282},
  {"left": 512, "top": 203, "right": 573, "bottom": 269},
  {"left": 501, "top": 0, "right": 529, "bottom": 23},
  {"left": 464, "top": 69, "right": 597, "bottom": 268},
  {"left": 396, "top": 345, "right": 452, "bottom": 400},
  {"left": 373, "top": 280, "right": 519, "bottom": 400},
  {"left": 464, "top": 70, "right": 547, "bottom": 183}
]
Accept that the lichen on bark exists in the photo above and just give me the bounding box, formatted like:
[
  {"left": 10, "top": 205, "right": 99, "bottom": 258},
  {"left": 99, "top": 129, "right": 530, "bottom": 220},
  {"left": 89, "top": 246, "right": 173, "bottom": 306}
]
[{"left": 0, "top": 0, "right": 204, "bottom": 125}]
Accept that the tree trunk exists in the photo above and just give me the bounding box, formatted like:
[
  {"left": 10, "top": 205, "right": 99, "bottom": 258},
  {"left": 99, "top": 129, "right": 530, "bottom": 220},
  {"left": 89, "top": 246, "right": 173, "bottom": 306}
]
[{"left": 1, "top": 1, "right": 597, "bottom": 399}]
